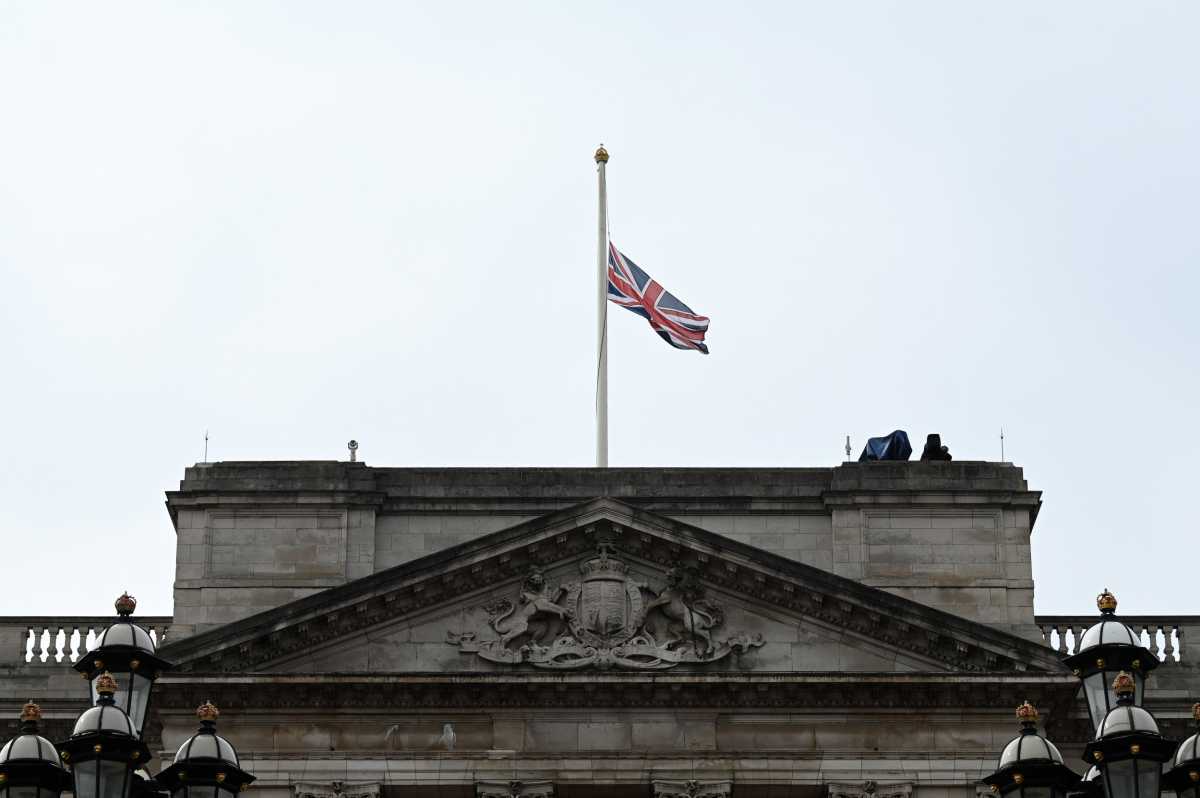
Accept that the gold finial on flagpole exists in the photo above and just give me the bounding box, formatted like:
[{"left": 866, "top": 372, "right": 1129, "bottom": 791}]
[{"left": 594, "top": 145, "right": 609, "bottom": 163}]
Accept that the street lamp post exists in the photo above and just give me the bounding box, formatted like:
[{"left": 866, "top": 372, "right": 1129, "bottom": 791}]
[
  {"left": 0, "top": 596, "right": 253, "bottom": 798},
  {"left": 1083, "top": 672, "right": 1176, "bottom": 798},
  {"left": 0, "top": 702, "right": 72, "bottom": 798},
  {"left": 981, "top": 701, "right": 1081, "bottom": 798},
  {"left": 1064, "top": 590, "right": 1158, "bottom": 734},
  {"left": 73, "top": 594, "right": 171, "bottom": 739},
  {"left": 1165, "top": 704, "right": 1200, "bottom": 798}
]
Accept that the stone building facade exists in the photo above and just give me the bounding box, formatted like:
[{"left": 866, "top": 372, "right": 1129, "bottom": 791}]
[{"left": 1, "top": 461, "right": 1196, "bottom": 798}]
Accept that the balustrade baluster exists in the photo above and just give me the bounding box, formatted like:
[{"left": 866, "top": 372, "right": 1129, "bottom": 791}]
[
  {"left": 1055, "top": 625, "right": 1067, "bottom": 655},
  {"left": 1162, "top": 625, "right": 1175, "bottom": 663},
  {"left": 32, "top": 628, "right": 44, "bottom": 662},
  {"left": 50, "top": 627, "right": 63, "bottom": 662},
  {"left": 1145, "top": 625, "right": 1161, "bottom": 660}
]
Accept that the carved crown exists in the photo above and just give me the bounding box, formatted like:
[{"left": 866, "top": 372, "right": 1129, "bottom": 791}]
[{"left": 579, "top": 543, "right": 629, "bottom": 578}]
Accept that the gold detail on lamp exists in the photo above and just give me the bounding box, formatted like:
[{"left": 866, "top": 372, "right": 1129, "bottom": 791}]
[
  {"left": 1132, "top": 659, "right": 1141, "bottom": 670},
  {"left": 1096, "top": 658, "right": 1106, "bottom": 669},
  {"left": 60, "top": 751, "right": 69, "bottom": 762},
  {"left": 216, "top": 774, "right": 227, "bottom": 783},
  {"left": 115, "top": 593, "right": 137, "bottom": 616},
  {"left": 1093, "top": 752, "right": 1104, "bottom": 762},
  {"left": 93, "top": 744, "right": 102, "bottom": 754},
  {"left": 0, "top": 773, "right": 8, "bottom": 783},
  {"left": 1097, "top": 589, "right": 1117, "bottom": 612},
  {"left": 20, "top": 701, "right": 42, "bottom": 722},
  {"left": 1192, "top": 703, "right": 1200, "bottom": 722},
  {"left": 1112, "top": 671, "right": 1136, "bottom": 697},
  {"left": 95, "top": 672, "right": 118, "bottom": 696},
  {"left": 197, "top": 701, "right": 220, "bottom": 722},
  {"left": 594, "top": 146, "right": 609, "bottom": 164},
  {"left": 1130, "top": 744, "right": 1141, "bottom": 754},
  {"left": 1013, "top": 774, "right": 1025, "bottom": 785},
  {"left": 1016, "top": 701, "right": 1039, "bottom": 724},
  {"left": 93, "top": 659, "right": 104, "bottom": 670},
  {"left": 130, "top": 659, "right": 141, "bottom": 670},
  {"left": 1188, "top": 771, "right": 1199, "bottom": 783},
  {"left": 131, "top": 751, "right": 140, "bottom": 761}
]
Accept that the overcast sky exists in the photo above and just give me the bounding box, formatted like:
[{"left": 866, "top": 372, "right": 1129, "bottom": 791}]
[{"left": 1, "top": 3, "right": 1197, "bottom": 619}]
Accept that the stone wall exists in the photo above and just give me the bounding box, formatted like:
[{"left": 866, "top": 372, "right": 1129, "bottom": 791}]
[{"left": 165, "top": 462, "right": 1041, "bottom": 639}]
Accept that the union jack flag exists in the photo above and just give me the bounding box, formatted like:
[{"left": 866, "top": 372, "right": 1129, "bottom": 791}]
[{"left": 607, "top": 243, "right": 710, "bottom": 354}]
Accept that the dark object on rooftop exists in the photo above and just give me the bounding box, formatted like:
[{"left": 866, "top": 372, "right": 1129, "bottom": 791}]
[
  {"left": 921, "top": 434, "right": 952, "bottom": 461},
  {"left": 858, "top": 430, "right": 912, "bottom": 462}
]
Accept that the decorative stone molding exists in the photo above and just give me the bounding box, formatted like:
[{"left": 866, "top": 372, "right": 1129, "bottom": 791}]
[
  {"left": 651, "top": 779, "right": 731, "bottom": 798},
  {"left": 449, "top": 543, "right": 763, "bottom": 670},
  {"left": 829, "top": 782, "right": 914, "bottom": 798},
  {"left": 476, "top": 780, "right": 554, "bottom": 798},
  {"left": 159, "top": 502, "right": 1065, "bottom": 676},
  {"left": 293, "top": 782, "right": 380, "bottom": 798}
]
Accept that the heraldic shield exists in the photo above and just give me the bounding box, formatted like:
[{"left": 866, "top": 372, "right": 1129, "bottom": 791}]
[
  {"left": 450, "top": 540, "right": 764, "bottom": 670},
  {"left": 565, "top": 544, "right": 645, "bottom": 648}
]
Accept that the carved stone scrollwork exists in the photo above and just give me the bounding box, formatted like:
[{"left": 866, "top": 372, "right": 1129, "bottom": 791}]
[
  {"left": 828, "top": 782, "right": 914, "bottom": 798},
  {"left": 652, "top": 779, "right": 732, "bottom": 798},
  {"left": 476, "top": 779, "right": 555, "bottom": 798},
  {"left": 449, "top": 543, "right": 764, "bottom": 670},
  {"left": 293, "top": 783, "right": 380, "bottom": 798}
]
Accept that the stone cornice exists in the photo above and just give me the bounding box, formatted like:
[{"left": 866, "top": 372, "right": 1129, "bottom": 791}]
[
  {"left": 159, "top": 499, "right": 1064, "bottom": 674},
  {"left": 168, "top": 462, "right": 1037, "bottom": 510},
  {"left": 154, "top": 671, "right": 1080, "bottom": 714}
]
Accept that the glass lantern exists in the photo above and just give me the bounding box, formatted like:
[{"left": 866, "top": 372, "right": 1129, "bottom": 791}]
[
  {"left": 1083, "top": 672, "right": 1175, "bottom": 798},
  {"left": 57, "top": 674, "right": 151, "bottom": 798},
  {"left": 74, "top": 594, "right": 172, "bottom": 739},
  {"left": 981, "top": 701, "right": 1081, "bottom": 798},
  {"left": 1063, "top": 589, "right": 1157, "bottom": 734},
  {"left": 1165, "top": 703, "right": 1200, "bottom": 798},
  {"left": 0, "top": 703, "right": 72, "bottom": 798},
  {"left": 156, "top": 703, "right": 254, "bottom": 798}
]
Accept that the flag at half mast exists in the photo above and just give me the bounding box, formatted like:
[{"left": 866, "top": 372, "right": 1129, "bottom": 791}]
[{"left": 606, "top": 242, "right": 710, "bottom": 354}]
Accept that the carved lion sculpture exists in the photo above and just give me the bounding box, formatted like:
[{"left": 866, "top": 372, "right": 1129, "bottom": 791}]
[
  {"left": 489, "top": 567, "right": 570, "bottom": 648},
  {"left": 644, "top": 566, "right": 723, "bottom": 656}
]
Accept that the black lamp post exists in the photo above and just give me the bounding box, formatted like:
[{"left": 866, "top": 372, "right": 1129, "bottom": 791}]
[
  {"left": 1064, "top": 589, "right": 1157, "bottom": 733},
  {"left": 156, "top": 702, "right": 255, "bottom": 798},
  {"left": 1164, "top": 703, "right": 1200, "bottom": 798},
  {"left": 74, "top": 594, "right": 172, "bottom": 738},
  {"left": 981, "top": 701, "right": 1081, "bottom": 798},
  {"left": 0, "top": 702, "right": 72, "bottom": 798},
  {"left": 57, "top": 673, "right": 152, "bottom": 798},
  {"left": 1083, "top": 672, "right": 1176, "bottom": 798}
]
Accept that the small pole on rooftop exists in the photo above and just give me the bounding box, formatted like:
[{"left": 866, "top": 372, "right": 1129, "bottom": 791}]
[
  {"left": 203, "top": 430, "right": 208, "bottom": 463},
  {"left": 348, "top": 440, "right": 359, "bottom": 463},
  {"left": 1000, "top": 428, "right": 1005, "bottom": 462},
  {"left": 845, "top": 435, "right": 851, "bottom": 461}
]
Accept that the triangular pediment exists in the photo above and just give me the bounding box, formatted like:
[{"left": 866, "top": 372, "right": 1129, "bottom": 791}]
[{"left": 158, "top": 498, "right": 1065, "bottom": 675}]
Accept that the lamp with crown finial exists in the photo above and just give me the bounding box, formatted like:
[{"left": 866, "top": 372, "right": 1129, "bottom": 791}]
[
  {"left": 594, "top": 145, "right": 609, "bottom": 164},
  {"left": 56, "top": 671, "right": 151, "bottom": 798},
  {"left": 1064, "top": 588, "right": 1158, "bottom": 735},
  {"left": 981, "top": 700, "right": 1080, "bottom": 798},
  {"left": 0, "top": 699, "right": 72, "bottom": 798},
  {"left": 1165, "top": 703, "right": 1200, "bottom": 798},
  {"left": 1083, "top": 672, "right": 1176, "bottom": 798},
  {"left": 74, "top": 594, "right": 172, "bottom": 739},
  {"left": 156, "top": 701, "right": 255, "bottom": 798}
]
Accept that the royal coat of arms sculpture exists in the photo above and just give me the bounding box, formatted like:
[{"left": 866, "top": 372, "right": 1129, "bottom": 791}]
[{"left": 449, "top": 543, "right": 763, "bottom": 670}]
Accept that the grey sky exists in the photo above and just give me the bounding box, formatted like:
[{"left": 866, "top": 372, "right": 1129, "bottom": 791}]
[{"left": 1, "top": 3, "right": 1196, "bottom": 618}]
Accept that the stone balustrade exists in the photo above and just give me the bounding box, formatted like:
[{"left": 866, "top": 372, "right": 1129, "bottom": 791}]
[
  {"left": 1036, "top": 615, "right": 1200, "bottom": 664},
  {"left": 0, "top": 616, "right": 172, "bottom": 666}
]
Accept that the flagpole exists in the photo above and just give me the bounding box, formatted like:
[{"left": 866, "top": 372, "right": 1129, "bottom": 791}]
[{"left": 595, "top": 145, "right": 609, "bottom": 468}]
